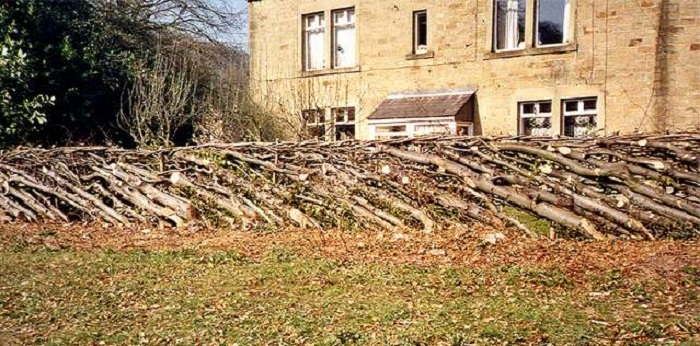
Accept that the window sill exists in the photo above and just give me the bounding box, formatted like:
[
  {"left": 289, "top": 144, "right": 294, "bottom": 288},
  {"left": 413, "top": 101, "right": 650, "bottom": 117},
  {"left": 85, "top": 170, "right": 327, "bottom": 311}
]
[
  {"left": 405, "top": 51, "right": 435, "bottom": 60},
  {"left": 301, "top": 66, "right": 361, "bottom": 77},
  {"left": 485, "top": 43, "right": 577, "bottom": 60}
]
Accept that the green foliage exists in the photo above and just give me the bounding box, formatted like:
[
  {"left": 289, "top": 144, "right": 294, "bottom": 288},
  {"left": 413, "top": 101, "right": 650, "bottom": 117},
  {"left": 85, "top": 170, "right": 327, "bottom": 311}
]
[
  {"left": 0, "top": 0, "right": 137, "bottom": 146},
  {"left": 0, "top": 0, "right": 258, "bottom": 148},
  {"left": 0, "top": 9, "right": 54, "bottom": 142}
]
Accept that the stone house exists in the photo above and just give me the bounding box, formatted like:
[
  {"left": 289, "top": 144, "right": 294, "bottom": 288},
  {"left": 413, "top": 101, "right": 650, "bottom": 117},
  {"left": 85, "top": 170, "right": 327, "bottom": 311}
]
[{"left": 248, "top": 0, "right": 700, "bottom": 140}]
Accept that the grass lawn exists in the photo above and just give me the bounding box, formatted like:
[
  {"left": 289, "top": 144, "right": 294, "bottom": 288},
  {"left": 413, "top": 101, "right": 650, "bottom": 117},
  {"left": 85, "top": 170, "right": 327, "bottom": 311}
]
[{"left": 0, "top": 225, "right": 698, "bottom": 345}]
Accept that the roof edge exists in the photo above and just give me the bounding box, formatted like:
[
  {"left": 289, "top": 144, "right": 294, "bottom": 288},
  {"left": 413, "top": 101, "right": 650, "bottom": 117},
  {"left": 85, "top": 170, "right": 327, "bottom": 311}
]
[{"left": 386, "top": 87, "right": 478, "bottom": 100}]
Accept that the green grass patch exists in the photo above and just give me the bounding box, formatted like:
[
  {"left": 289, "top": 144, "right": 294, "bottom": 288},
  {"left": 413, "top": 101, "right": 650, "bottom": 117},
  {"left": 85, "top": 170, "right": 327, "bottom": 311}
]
[
  {"left": 502, "top": 206, "right": 551, "bottom": 236},
  {"left": 0, "top": 248, "right": 697, "bottom": 345}
]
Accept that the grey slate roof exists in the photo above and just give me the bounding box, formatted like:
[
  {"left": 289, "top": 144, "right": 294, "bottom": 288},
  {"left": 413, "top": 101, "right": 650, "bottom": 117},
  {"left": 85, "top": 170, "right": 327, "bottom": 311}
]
[{"left": 368, "top": 88, "right": 476, "bottom": 120}]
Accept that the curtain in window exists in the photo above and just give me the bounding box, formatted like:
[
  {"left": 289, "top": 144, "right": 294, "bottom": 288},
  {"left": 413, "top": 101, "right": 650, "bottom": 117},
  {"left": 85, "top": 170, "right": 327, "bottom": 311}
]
[
  {"left": 494, "top": 0, "right": 525, "bottom": 51},
  {"left": 505, "top": 0, "right": 519, "bottom": 49},
  {"left": 334, "top": 10, "right": 356, "bottom": 68},
  {"left": 306, "top": 15, "right": 324, "bottom": 70},
  {"left": 335, "top": 25, "right": 355, "bottom": 67}
]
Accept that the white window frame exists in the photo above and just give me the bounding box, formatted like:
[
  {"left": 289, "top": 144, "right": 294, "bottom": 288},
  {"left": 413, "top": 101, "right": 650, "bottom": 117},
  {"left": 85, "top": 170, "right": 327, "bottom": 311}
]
[
  {"left": 304, "top": 12, "right": 325, "bottom": 71},
  {"left": 375, "top": 125, "right": 409, "bottom": 140},
  {"left": 332, "top": 8, "right": 356, "bottom": 69},
  {"left": 414, "top": 123, "right": 452, "bottom": 136},
  {"left": 332, "top": 106, "right": 356, "bottom": 124},
  {"left": 456, "top": 122, "right": 474, "bottom": 136},
  {"left": 368, "top": 117, "right": 463, "bottom": 140},
  {"left": 562, "top": 98, "right": 598, "bottom": 138},
  {"left": 413, "top": 10, "right": 428, "bottom": 54},
  {"left": 535, "top": 0, "right": 571, "bottom": 48},
  {"left": 493, "top": 0, "right": 526, "bottom": 52},
  {"left": 303, "top": 108, "right": 329, "bottom": 141},
  {"left": 303, "top": 108, "right": 326, "bottom": 126},
  {"left": 519, "top": 101, "right": 552, "bottom": 136},
  {"left": 332, "top": 106, "right": 356, "bottom": 141}
]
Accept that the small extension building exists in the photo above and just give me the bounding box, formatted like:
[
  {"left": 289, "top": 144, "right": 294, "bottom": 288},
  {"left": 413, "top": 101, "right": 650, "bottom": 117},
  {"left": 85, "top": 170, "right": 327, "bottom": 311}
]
[{"left": 248, "top": 0, "right": 700, "bottom": 140}]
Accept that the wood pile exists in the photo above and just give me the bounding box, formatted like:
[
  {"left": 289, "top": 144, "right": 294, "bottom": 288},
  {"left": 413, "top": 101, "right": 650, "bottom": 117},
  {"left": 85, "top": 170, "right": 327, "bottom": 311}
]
[{"left": 1, "top": 134, "right": 700, "bottom": 240}]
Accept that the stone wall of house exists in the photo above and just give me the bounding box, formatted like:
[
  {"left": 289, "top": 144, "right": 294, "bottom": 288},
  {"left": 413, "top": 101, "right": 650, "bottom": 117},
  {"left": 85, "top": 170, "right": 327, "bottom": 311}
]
[{"left": 249, "top": 0, "right": 700, "bottom": 139}]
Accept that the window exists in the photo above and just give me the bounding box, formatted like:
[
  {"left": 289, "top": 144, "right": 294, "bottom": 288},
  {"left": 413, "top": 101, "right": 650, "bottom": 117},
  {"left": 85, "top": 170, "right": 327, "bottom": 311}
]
[
  {"left": 562, "top": 98, "right": 597, "bottom": 138},
  {"left": 413, "top": 10, "right": 428, "bottom": 54},
  {"left": 332, "top": 107, "right": 356, "bottom": 140},
  {"left": 304, "top": 13, "right": 325, "bottom": 71},
  {"left": 415, "top": 124, "right": 451, "bottom": 136},
  {"left": 537, "top": 0, "right": 571, "bottom": 46},
  {"left": 519, "top": 101, "right": 552, "bottom": 136},
  {"left": 457, "top": 124, "right": 474, "bottom": 136},
  {"left": 333, "top": 8, "right": 356, "bottom": 68},
  {"left": 492, "top": 0, "right": 573, "bottom": 53},
  {"left": 493, "top": 0, "right": 526, "bottom": 51},
  {"left": 303, "top": 108, "right": 327, "bottom": 140},
  {"left": 376, "top": 125, "right": 407, "bottom": 140}
]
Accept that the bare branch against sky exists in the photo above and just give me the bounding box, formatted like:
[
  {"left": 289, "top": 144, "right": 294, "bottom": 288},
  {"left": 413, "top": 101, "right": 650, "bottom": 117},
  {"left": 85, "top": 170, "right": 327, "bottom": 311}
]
[{"left": 223, "top": 0, "right": 249, "bottom": 49}]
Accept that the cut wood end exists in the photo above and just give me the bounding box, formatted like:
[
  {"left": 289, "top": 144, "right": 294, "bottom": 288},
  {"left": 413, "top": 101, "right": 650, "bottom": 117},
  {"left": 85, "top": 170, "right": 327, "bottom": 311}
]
[
  {"left": 615, "top": 195, "right": 629, "bottom": 208},
  {"left": 557, "top": 146, "right": 572, "bottom": 155},
  {"left": 579, "top": 218, "right": 606, "bottom": 240},
  {"left": 464, "top": 177, "right": 476, "bottom": 188},
  {"left": 539, "top": 165, "right": 553, "bottom": 174},
  {"left": 381, "top": 165, "right": 391, "bottom": 175},
  {"left": 650, "top": 161, "right": 665, "bottom": 170},
  {"left": 169, "top": 172, "right": 182, "bottom": 185},
  {"left": 638, "top": 139, "right": 648, "bottom": 146}
]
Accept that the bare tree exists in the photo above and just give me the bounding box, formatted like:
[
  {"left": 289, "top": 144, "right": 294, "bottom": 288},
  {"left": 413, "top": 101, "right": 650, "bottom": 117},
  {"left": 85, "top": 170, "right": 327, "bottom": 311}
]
[
  {"left": 118, "top": 43, "right": 200, "bottom": 147},
  {"left": 98, "top": 0, "right": 244, "bottom": 43}
]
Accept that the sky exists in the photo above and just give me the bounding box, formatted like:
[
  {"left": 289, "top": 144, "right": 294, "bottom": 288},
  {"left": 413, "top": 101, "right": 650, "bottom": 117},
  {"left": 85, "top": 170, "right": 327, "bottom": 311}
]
[{"left": 227, "top": 0, "right": 250, "bottom": 50}]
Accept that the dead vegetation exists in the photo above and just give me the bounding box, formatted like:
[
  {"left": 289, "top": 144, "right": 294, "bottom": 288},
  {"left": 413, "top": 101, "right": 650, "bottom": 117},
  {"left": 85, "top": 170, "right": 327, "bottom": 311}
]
[
  {"left": 1, "top": 223, "right": 699, "bottom": 345},
  {"left": 1, "top": 134, "right": 700, "bottom": 240}
]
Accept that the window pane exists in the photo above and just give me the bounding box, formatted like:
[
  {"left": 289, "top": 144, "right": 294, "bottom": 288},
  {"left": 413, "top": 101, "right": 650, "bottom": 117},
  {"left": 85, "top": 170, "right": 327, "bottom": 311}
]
[
  {"left": 307, "top": 31, "right": 324, "bottom": 69},
  {"left": 335, "top": 124, "right": 355, "bottom": 141},
  {"left": 584, "top": 99, "right": 597, "bottom": 110},
  {"left": 564, "top": 101, "right": 578, "bottom": 112},
  {"left": 494, "top": 0, "right": 526, "bottom": 50},
  {"left": 306, "top": 16, "right": 314, "bottom": 29},
  {"left": 334, "top": 9, "right": 355, "bottom": 68},
  {"left": 305, "top": 14, "right": 325, "bottom": 70},
  {"left": 562, "top": 97, "right": 598, "bottom": 137},
  {"left": 457, "top": 126, "right": 472, "bottom": 136},
  {"left": 522, "top": 103, "right": 535, "bottom": 114},
  {"left": 537, "top": 0, "right": 568, "bottom": 46},
  {"left": 334, "top": 26, "right": 355, "bottom": 67},
  {"left": 522, "top": 116, "right": 551, "bottom": 136},
  {"left": 303, "top": 109, "right": 323, "bottom": 124},
  {"left": 564, "top": 115, "right": 597, "bottom": 137},
  {"left": 376, "top": 125, "right": 406, "bottom": 133},
  {"left": 347, "top": 107, "right": 356, "bottom": 122},
  {"left": 415, "top": 11, "right": 427, "bottom": 48},
  {"left": 415, "top": 124, "right": 451, "bottom": 136},
  {"left": 333, "top": 108, "right": 345, "bottom": 122},
  {"left": 334, "top": 10, "right": 344, "bottom": 24},
  {"left": 539, "top": 102, "right": 552, "bottom": 113},
  {"left": 309, "top": 125, "right": 326, "bottom": 140}
]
